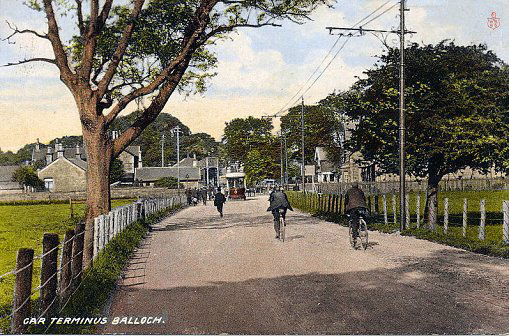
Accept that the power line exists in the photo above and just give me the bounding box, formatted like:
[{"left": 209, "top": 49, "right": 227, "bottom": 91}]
[{"left": 271, "top": 0, "right": 397, "bottom": 117}]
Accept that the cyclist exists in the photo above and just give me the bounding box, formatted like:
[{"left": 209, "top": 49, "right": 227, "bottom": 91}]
[
  {"left": 344, "top": 182, "right": 369, "bottom": 244},
  {"left": 267, "top": 186, "right": 293, "bottom": 239}
]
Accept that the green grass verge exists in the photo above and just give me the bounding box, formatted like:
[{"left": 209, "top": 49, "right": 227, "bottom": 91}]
[
  {"left": 0, "top": 199, "right": 134, "bottom": 331},
  {"left": 0, "top": 203, "right": 182, "bottom": 334},
  {"left": 286, "top": 191, "right": 509, "bottom": 259}
]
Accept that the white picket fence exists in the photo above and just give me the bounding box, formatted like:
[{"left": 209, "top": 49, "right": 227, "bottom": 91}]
[{"left": 92, "top": 195, "right": 186, "bottom": 259}]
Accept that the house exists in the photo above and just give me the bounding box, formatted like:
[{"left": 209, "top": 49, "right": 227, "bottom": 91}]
[
  {"left": 314, "top": 147, "right": 338, "bottom": 183},
  {"left": 0, "top": 165, "right": 22, "bottom": 193},
  {"left": 38, "top": 157, "right": 87, "bottom": 192},
  {"left": 134, "top": 167, "right": 200, "bottom": 188}
]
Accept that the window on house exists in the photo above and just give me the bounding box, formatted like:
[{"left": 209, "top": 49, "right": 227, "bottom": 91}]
[{"left": 44, "top": 178, "right": 54, "bottom": 191}]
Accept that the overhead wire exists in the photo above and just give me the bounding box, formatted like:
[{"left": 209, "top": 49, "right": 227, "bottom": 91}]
[{"left": 272, "top": 0, "right": 398, "bottom": 117}]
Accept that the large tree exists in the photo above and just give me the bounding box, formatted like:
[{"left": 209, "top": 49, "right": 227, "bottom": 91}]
[
  {"left": 280, "top": 104, "right": 342, "bottom": 165},
  {"left": 341, "top": 41, "right": 509, "bottom": 227},
  {"left": 4, "top": 0, "right": 331, "bottom": 266}
]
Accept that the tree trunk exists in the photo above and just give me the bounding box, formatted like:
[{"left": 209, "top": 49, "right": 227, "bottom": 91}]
[
  {"left": 425, "top": 170, "right": 442, "bottom": 230},
  {"left": 82, "top": 119, "right": 112, "bottom": 268}
]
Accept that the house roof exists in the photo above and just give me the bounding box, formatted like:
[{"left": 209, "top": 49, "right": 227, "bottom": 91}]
[
  {"left": 68, "top": 158, "right": 88, "bottom": 170},
  {"left": 315, "top": 147, "right": 328, "bottom": 162},
  {"left": 172, "top": 157, "right": 197, "bottom": 168},
  {"left": 33, "top": 146, "right": 86, "bottom": 162},
  {"left": 135, "top": 167, "right": 200, "bottom": 181},
  {"left": 0, "top": 165, "right": 18, "bottom": 182},
  {"left": 38, "top": 157, "right": 87, "bottom": 175},
  {"left": 124, "top": 146, "right": 141, "bottom": 157},
  {"left": 197, "top": 157, "right": 219, "bottom": 168}
]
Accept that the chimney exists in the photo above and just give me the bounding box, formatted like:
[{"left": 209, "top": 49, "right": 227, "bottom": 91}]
[
  {"left": 46, "top": 147, "right": 53, "bottom": 165},
  {"left": 54, "top": 140, "right": 59, "bottom": 153},
  {"left": 75, "top": 143, "right": 81, "bottom": 159},
  {"left": 57, "top": 143, "right": 64, "bottom": 158},
  {"left": 35, "top": 138, "right": 40, "bottom": 152}
]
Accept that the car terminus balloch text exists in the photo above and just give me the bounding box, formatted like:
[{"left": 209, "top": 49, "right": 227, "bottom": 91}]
[{"left": 24, "top": 316, "right": 166, "bottom": 325}]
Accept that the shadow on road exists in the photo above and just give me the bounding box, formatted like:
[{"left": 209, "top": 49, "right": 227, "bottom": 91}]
[{"left": 104, "top": 248, "right": 509, "bottom": 335}]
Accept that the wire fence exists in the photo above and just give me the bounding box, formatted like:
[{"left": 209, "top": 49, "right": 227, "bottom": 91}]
[
  {"left": 286, "top": 191, "right": 509, "bottom": 246},
  {"left": 0, "top": 195, "right": 186, "bottom": 334}
]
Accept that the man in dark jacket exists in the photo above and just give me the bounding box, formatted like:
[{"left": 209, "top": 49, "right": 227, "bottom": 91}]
[
  {"left": 185, "top": 188, "right": 192, "bottom": 205},
  {"left": 267, "top": 186, "right": 293, "bottom": 239},
  {"left": 344, "top": 182, "right": 369, "bottom": 242},
  {"left": 213, "top": 187, "right": 226, "bottom": 217},
  {"left": 200, "top": 188, "right": 208, "bottom": 205}
]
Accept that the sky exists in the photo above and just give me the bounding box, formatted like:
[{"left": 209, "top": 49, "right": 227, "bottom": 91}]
[{"left": 0, "top": 0, "right": 507, "bottom": 152}]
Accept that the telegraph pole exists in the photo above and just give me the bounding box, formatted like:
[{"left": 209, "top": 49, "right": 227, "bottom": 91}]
[
  {"left": 301, "top": 96, "right": 305, "bottom": 192},
  {"left": 161, "top": 133, "right": 165, "bottom": 167},
  {"left": 326, "top": 0, "right": 413, "bottom": 230},
  {"left": 283, "top": 131, "right": 288, "bottom": 186},
  {"left": 171, "top": 126, "right": 182, "bottom": 188},
  {"left": 399, "top": 0, "right": 407, "bottom": 231}
]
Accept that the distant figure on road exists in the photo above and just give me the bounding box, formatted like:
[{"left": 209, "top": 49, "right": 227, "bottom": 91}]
[
  {"left": 185, "top": 188, "right": 192, "bottom": 206},
  {"left": 200, "top": 188, "right": 207, "bottom": 205},
  {"left": 191, "top": 188, "right": 199, "bottom": 206},
  {"left": 344, "top": 182, "right": 369, "bottom": 243},
  {"left": 267, "top": 186, "right": 293, "bottom": 239},
  {"left": 214, "top": 187, "right": 227, "bottom": 217}
]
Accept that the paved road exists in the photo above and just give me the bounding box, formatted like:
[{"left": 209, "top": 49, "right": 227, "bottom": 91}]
[{"left": 101, "top": 196, "right": 509, "bottom": 334}]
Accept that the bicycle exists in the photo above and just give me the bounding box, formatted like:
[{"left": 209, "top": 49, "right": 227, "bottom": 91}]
[
  {"left": 278, "top": 208, "right": 286, "bottom": 242},
  {"left": 348, "top": 212, "right": 369, "bottom": 250}
]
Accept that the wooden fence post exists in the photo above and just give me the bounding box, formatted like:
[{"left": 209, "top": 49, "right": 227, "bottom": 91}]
[
  {"left": 503, "top": 200, "right": 509, "bottom": 244},
  {"left": 11, "top": 248, "right": 34, "bottom": 334},
  {"left": 99, "top": 215, "right": 105, "bottom": 252},
  {"left": 463, "top": 198, "right": 468, "bottom": 238},
  {"left": 60, "top": 230, "right": 74, "bottom": 305},
  {"left": 339, "top": 194, "right": 343, "bottom": 215},
  {"left": 479, "top": 199, "right": 486, "bottom": 240},
  {"left": 383, "top": 194, "right": 388, "bottom": 225},
  {"left": 405, "top": 193, "right": 410, "bottom": 229},
  {"left": 374, "top": 193, "right": 379, "bottom": 216},
  {"left": 444, "top": 198, "right": 449, "bottom": 234},
  {"left": 93, "top": 217, "right": 100, "bottom": 259},
  {"left": 367, "top": 195, "right": 372, "bottom": 215},
  {"left": 392, "top": 194, "right": 397, "bottom": 226},
  {"left": 416, "top": 194, "right": 420, "bottom": 229},
  {"left": 40, "top": 233, "right": 59, "bottom": 319},
  {"left": 72, "top": 222, "right": 85, "bottom": 288}
]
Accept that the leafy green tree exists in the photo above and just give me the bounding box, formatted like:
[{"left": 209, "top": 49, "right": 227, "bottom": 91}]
[
  {"left": 109, "top": 159, "right": 125, "bottom": 183},
  {"left": 12, "top": 166, "right": 44, "bottom": 189},
  {"left": 222, "top": 117, "right": 274, "bottom": 162},
  {"left": 244, "top": 146, "right": 280, "bottom": 186},
  {"left": 280, "top": 104, "right": 342, "bottom": 165},
  {"left": 341, "top": 41, "right": 509, "bottom": 227},
  {"left": 6, "top": 0, "right": 332, "bottom": 265},
  {"left": 182, "top": 133, "right": 219, "bottom": 160}
]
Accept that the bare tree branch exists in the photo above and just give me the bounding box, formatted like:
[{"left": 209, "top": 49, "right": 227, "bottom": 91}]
[
  {"left": 2, "top": 21, "right": 49, "bottom": 42},
  {"left": 202, "top": 21, "right": 281, "bottom": 41},
  {"left": 96, "top": 0, "right": 145, "bottom": 99},
  {"left": 3, "top": 58, "right": 56, "bottom": 67},
  {"left": 75, "top": 0, "right": 85, "bottom": 36},
  {"left": 80, "top": 0, "right": 100, "bottom": 81},
  {"left": 97, "top": 0, "right": 114, "bottom": 32},
  {"left": 42, "top": 0, "right": 75, "bottom": 87}
]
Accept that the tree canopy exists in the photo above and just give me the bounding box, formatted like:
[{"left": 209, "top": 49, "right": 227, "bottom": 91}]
[
  {"left": 341, "top": 41, "right": 509, "bottom": 181},
  {"left": 280, "top": 104, "right": 342, "bottom": 165}
]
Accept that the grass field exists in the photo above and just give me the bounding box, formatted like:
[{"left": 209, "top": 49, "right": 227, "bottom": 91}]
[
  {"left": 287, "top": 190, "right": 509, "bottom": 257},
  {"left": 0, "top": 199, "right": 133, "bottom": 315}
]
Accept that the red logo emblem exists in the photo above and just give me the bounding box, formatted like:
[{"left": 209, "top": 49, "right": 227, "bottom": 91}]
[{"left": 487, "top": 12, "right": 500, "bottom": 30}]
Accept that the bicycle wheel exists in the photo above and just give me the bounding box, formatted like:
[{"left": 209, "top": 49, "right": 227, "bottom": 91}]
[
  {"left": 359, "top": 218, "right": 369, "bottom": 250},
  {"left": 280, "top": 217, "right": 285, "bottom": 242},
  {"left": 348, "top": 223, "right": 356, "bottom": 248}
]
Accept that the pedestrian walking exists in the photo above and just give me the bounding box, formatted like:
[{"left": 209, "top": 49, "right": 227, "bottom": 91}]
[
  {"left": 214, "top": 187, "right": 227, "bottom": 217},
  {"left": 200, "top": 188, "right": 207, "bottom": 205},
  {"left": 185, "top": 188, "right": 192, "bottom": 205}
]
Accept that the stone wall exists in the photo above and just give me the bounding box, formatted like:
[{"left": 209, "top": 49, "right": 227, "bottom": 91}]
[{"left": 0, "top": 187, "right": 183, "bottom": 201}]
